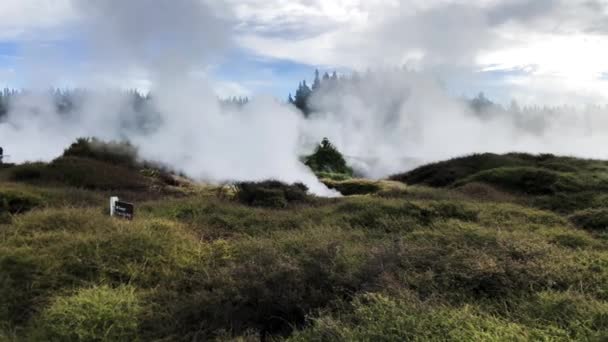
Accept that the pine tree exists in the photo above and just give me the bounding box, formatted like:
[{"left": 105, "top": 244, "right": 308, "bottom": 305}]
[
  {"left": 294, "top": 80, "right": 312, "bottom": 116},
  {"left": 312, "top": 69, "right": 321, "bottom": 91},
  {"left": 304, "top": 137, "right": 353, "bottom": 176}
]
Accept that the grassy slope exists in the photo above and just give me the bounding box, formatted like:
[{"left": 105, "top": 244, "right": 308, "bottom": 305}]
[{"left": 1, "top": 153, "right": 607, "bottom": 341}]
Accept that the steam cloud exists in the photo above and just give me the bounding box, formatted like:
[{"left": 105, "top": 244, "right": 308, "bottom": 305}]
[{"left": 1, "top": 0, "right": 607, "bottom": 195}]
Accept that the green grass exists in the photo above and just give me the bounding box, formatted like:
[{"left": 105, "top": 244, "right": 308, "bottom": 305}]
[
  {"left": 391, "top": 152, "right": 608, "bottom": 214},
  {"left": 33, "top": 285, "right": 142, "bottom": 342},
  {"left": 1, "top": 152, "right": 608, "bottom": 340}
]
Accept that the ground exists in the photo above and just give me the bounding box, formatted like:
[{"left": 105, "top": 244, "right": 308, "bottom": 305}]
[{"left": 0, "top": 150, "right": 607, "bottom": 341}]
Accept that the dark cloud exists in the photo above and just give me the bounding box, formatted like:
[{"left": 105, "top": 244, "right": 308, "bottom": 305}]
[{"left": 487, "top": 0, "right": 559, "bottom": 26}]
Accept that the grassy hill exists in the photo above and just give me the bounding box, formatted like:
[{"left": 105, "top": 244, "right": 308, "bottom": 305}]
[{"left": 1, "top": 147, "right": 607, "bottom": 341}]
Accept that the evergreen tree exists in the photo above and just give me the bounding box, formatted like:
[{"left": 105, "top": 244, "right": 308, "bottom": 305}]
[
  {"left": 304, "top": 137, "right": 353, "bottom": 176},
  {"left": 294, "top": 80, "right": 312, "bottom": 116},
  {"left": 312, "top": 69, "right": 321, "bottom": 91}
]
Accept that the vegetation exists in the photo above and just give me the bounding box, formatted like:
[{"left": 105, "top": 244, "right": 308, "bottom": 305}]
[
  {"left": 322, "top": 178, "right": 382, "bottom": 196},
  {"left": 304, "top": 137, "right": 354, "bottom": 178},
  {"left": 234, "top": 181, "right": 310, "bottom": 208},
  {"left": 63, "top": 137, "right": 139, "bottom": 169},
  {"left": 4, "top": 138, "right": 183, "bottom": 194},
  {"left": 392, "top": 152, "right": 608, "bottom": 214},
  {"left": 1, "top": 149, "right": 608, "bottom": 341},
  {"left": 33, "top": 285, "right": 142, "bottom": 342}
]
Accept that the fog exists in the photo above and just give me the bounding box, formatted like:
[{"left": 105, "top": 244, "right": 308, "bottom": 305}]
[{"left": 1, "top": 0, "right": 608, "bottom": 195}]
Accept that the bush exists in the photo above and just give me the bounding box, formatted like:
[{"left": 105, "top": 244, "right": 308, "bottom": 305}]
[
  {"left": 234, "top": 181, "right": 309, "bottom": 208},
  {"left": 63, "top": 137, "right": 139, "bottom": 169},
  {"left": 289, "top": 293, "right": 544, "bottom": 341},
  {"left": 10, "top": 163, "right": 45, "bottom": 181},
  {"left": 519, "top": 291, "right": 608, "bottom": 340},
  {"left": 569, "top": 209, "right": 608, "bottom": 232},
  {"left": 390, "top": 153, "right": 529, "bottom": 187},
  {"left": 0, "top": 189, "right": 43, "bottom": 214},
  {"left": 0, "top": 253, "right": 44, "bottom": 326},
  {"left": 10, "top": 157, "right": 151, "bottom": 191},
  {"left": 35, "top": 285, "right": 142, "bottom": 342},
  {"left": 141, "top": 226, "right": 371, "bottom": 340},
  {"left": 430, "top": 202, "right": 479, "bottom": 222},
  {"left": 338, "top": 199, "right": 435, "bottom": 232},
  {"left": 316, "top": 172, "right": 352, "bottom": 181},
  {"left": 322, "top": 179, "right": 381, "bottom": 196},
  {"left": 304, "top": 138, "right": 353, "bottom": 176},
  {"left": 455, "top": 182, "right": 517, "bottom": 203},
  {"left": 456, "top": 167, "right": 564, "bottom": 195},
  {"left": 533, "top": 192, "right": 601, "bottom": 214}
]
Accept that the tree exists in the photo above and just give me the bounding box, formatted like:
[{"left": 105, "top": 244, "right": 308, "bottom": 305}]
[
  {"left": 323, "top": 72, "right": 330, "bottom": 82},
  {"left": 304, "top": 137, "right": 353, "bottom": 176},
  {"left": 294, "top": 81, "right": 312, "bottom": 116},
  {"left": 312, "top": 69, "right": 321, "bottom": 91}
]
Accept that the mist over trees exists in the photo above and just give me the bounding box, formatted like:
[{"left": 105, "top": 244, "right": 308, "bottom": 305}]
[
  {"left": 0, "top": 88, "right": 249, "bottom": 123},
  {"left": 285, "top": 69, "right": 606, "bottom": 137},
  {"left": 0, "top": 69, "right": 601, "bottom": 136}
]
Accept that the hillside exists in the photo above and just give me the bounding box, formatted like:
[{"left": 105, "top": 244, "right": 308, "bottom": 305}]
[{"left": 1, "top": 147, "right": 607, "bottom": 341}]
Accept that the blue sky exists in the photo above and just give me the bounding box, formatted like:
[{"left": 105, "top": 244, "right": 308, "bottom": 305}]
[{"left": 1, "top": 0, "right": 608, "bottom": 105}]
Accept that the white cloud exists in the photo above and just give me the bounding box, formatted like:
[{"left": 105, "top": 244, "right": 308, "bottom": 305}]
[
  {"left": 213, "top": 80, "right": 252, "bottom": 98},
  {"left": 234, "top": 0, "right": 608, "bottom": 103},
  {"left": 2, "top": 0, "right": 608, "bottom": 103},
  {"left": 0, "top": 0, "right": 76, "bottom": 40}
]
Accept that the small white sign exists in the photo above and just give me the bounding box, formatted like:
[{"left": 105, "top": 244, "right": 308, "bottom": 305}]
[{"left": 110, "top": 196, "right": 119, "bottom": 216}]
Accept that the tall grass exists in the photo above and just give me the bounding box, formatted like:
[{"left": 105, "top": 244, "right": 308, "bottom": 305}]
[{"left": 1, "top": 152, "right": 608, "bottom": 340}]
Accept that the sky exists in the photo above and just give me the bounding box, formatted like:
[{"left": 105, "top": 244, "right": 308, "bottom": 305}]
[{"left": 0, "top": 0, "right": 608, "bottom": 105}]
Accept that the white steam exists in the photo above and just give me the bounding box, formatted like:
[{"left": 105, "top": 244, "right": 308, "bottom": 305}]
[
  {"left": 302, "top": 70, "right": 608, "bottom": 178},
  {"left": 1, "top": 0, "right": 608, "bottom": 195}
]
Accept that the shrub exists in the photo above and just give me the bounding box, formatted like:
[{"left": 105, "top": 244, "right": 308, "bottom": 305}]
[
  {"left": 289, "top": 293, "right": 544, "bottom": 341},
  {"left": 10, "top": 157, "right": 151, "bottom": 191},
  {"left": 455, "top": 182, "right": 517, "bottom": 203},
  {"left": 430, "top": 202, "right": 479, "bottom": 222},
  {"left": 316, "top": 171, "right": 352, "bottom": 181},
  {"left": 390, "top": 153, "right": 529, "bottom": 187},
  {"left": 63, "top": 137, "right": 139, "bottom": 169},
  {"left": 234, "top": 181, "right": 309, "bottom": 208},
  {"left": 338, "top": 199, "right": 435, "bottom": 232},
  {"left": 141, "top": 226, "right": 372, "bottom": 340},
  {"left": 304, "top": 138, "right": 353, "bottom": 176},
  {"left": 569, "top": 209, "right": 608, "bottom": 232},
  {"left": 519, "top": 291, "right": 608, "bottom": 340},
  {"left": 50, "top": 157, "right": 150, "bottom": 190},
  {"left": 35, "top": 285, "right": 142, "bottom": 342},
  {"left": 0, "top": 189, "right": 43, "bottom": 214},
  {"left": 456, "top": 167, "right": 564, "bottom": 195},
  {"left": 10, "top": 163, "right": 45, "bottom": 181},
  {"left": 322, "top": 179, "right": 381, "bottom": 196},
  {"left": 533, "top": 192, "right": 600, "bottom": 214},
  {"left": 0, "top": 253, "right": 44, "bottom": 326}
]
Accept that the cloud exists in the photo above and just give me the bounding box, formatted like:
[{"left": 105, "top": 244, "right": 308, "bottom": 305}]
[
  {"left": 234, "top": 0, "right": 608, "bottom": 103},
  {"left": 0, "top": 0, "right": 76, "bottom": 40},
  {"left": 0, "top": 0, "right": 338, "bottom": 196}
]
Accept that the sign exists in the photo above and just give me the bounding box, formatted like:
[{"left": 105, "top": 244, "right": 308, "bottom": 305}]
[
  {"left": 110, "top": 196, "right": 119, "bottom": 216},
  {"left": 110, "top": 196, "right": 134, "bottom": 220},
  {"left": 114, "top": 201, "right": 134, "bottom": 220}
]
